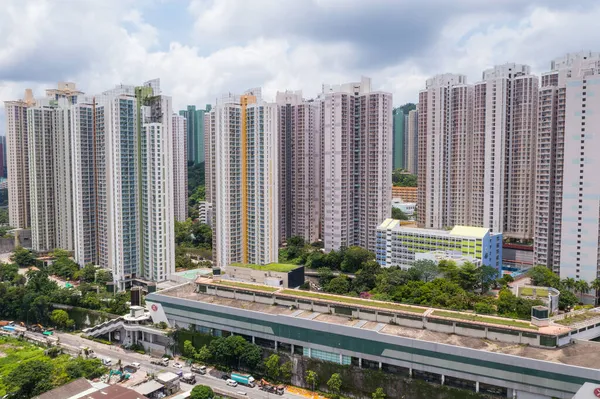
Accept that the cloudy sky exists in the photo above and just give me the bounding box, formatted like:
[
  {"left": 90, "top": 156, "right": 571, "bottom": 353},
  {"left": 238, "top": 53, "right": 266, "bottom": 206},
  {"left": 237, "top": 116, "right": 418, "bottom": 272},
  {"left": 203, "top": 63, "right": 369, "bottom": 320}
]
[{"left": 0, "top": 0, "right": 598, "bottom": 129}]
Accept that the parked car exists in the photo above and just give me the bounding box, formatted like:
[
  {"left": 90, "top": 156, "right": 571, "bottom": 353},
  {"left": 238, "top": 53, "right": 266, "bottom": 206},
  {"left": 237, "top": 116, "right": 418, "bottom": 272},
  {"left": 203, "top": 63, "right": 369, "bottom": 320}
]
[
  {"left": 226, "top": 379, "right": 238, "bottom": 387},
  {"left": 172, "top": 362, "right": 183, "bottom": 368},
  {"left": 131, "top": 362, "right": 141, "bottom": 369},
  {"left": 221, "top": 374, "right": 230, "bottom": 381},
  {"left": 101, "top": 358, "right": 112, "bottom": 366}
]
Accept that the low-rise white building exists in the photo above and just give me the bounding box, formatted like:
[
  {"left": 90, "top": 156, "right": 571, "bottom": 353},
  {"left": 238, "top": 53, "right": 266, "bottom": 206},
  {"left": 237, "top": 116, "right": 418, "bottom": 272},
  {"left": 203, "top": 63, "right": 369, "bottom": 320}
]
[{"left": 376, "top": 219, "right": 502, "bottom": 272}]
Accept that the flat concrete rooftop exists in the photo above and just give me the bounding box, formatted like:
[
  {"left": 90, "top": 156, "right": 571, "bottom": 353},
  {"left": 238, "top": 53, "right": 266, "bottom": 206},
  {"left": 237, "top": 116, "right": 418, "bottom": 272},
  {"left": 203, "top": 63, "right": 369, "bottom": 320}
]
[{"left": 154, "top": 283, "right": 600, "bottom": 369}]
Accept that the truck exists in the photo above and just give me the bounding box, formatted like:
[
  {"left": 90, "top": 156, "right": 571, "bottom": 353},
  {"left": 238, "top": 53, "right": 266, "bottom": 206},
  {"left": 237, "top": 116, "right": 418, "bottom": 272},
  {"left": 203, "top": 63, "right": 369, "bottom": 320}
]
[
  {"left": 191, "top": 364, "right": 206, "bottom": 374},
  {"left": 181, "top": 373, "right": 196, "bottom": 384},
  {"left": 150, "top": 357, "right": 169, "bottom": 366},
  {"left": 258, "top": 379, "right": 285, "bottom": 395},
  {"left": 231, "top": 372, "right": 255, "bottom": 387}
]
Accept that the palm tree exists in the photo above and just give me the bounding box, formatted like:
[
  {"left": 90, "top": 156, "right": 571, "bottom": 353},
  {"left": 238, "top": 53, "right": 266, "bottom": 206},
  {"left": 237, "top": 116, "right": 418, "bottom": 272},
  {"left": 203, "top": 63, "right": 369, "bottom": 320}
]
[
  {"left": 575, "top": 279, "right": 590, "bottom": 303},
  {"left": 591, "top": 278, "right": 600, "bottom": 306},
  {"left": 561, "top": 277, "right": 576, "bottom": 292}
]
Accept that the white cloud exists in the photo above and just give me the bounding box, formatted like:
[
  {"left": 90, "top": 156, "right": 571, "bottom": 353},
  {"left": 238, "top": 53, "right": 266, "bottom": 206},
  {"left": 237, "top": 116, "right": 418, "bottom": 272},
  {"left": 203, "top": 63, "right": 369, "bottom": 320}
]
[{"left": 1, "top": 0, "right": 600, "bottom": 133}]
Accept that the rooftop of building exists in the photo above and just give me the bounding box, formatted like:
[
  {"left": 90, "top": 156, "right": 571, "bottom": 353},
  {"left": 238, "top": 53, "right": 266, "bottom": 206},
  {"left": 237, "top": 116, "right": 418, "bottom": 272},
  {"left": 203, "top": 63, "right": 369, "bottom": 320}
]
[
  {"left": 152, "top": 281, "right": 600, "bottom": 369},
  {"left": 229, "top": 263, "right": 300, "bottom": 272},
  {"left": 378, "top": 220, "right": 496, "bottom": 239}
]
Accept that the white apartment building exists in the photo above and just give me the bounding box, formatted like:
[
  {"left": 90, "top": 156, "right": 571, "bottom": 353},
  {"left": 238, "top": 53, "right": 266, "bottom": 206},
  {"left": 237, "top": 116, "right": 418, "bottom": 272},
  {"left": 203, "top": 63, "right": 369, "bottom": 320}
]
[
  {"left": 321, "top": 77, "right": 392, "bottom": 252},
  {"left": 172, "top": 114, "right": 187, "bottom": 222},
  {"left": 534, "top": 52, "right": 600, "bottom": 275},
  {"left": 28, "top": 101, "right": 56, "bottom": 251},
  {"left": 475, "top": 64, "right": 538, "bottom": 240},
  {"left": 5, "top": 90, "right": 35, "bottom": 229},
  {"left": 208, "top": 90, "right": 279, "bottom": 267},
  {"left": 529, "top": 52, "right": 600, "bottom": 282},
  {"left": 417, "top": 74, "right": 472, "bottom": 230},
  {"left": 418, "top": 66, "right": 538, "bottom": 241},
  {"left": 140, "top": 95, "right": 175, "bottom": 282},
  {"left": 276, "top": 91, "right": 321, "bottom": 244},
  {"left": 71, "top": 100, "right": 98, "bottom": 265},
  {"left": 27, "top": 83, "right": 81, "bottom": 252},
  {"left": 198, "top": 201, "right": 213, "bottom": 226},
  {"left": 405, "top": 109, "right": 418, "bottom": 175}
]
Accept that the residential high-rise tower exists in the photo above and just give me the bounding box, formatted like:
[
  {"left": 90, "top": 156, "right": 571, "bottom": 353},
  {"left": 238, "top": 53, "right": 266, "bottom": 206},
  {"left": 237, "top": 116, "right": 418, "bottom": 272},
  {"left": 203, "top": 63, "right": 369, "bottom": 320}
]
[
  {"left": 172, "top": 114, "right": 187, "bottom": 221},
  {"left": 406, "top": 109, "right": 418, "bottom": 175},
  {"left": 207, "top": 90, "right": 279, "bottom": 267},
  {"left": 276, "top": 91, "right": 321, "bottom": 244},
  {"left": 179, "top": 105, "right": 210, "bottom": 165},
  {"left": 5, "top": 89, "right": 35, "bottom": 228},
  {"left": 321, "top": 77, "right": 392, "bottom": 252},
  {"left": 533, "top": 52, "right": 600, "bottom": 283},
  {"left": 417, "top": 74, "right": 472, "bottom": 229}
]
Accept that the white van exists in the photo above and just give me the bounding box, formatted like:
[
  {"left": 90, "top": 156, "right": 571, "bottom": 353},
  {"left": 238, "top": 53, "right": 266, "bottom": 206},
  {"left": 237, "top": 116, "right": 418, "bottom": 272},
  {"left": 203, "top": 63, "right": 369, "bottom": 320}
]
[{"left": 226, "top": 379, "right": 238, "bottom": 387}]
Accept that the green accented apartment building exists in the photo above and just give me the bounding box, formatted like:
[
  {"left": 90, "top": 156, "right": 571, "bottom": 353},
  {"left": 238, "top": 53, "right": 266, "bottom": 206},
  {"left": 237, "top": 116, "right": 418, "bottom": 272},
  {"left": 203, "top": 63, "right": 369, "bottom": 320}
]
[{"left": 179, "top": 105, "right": 211, "bottom": 165}]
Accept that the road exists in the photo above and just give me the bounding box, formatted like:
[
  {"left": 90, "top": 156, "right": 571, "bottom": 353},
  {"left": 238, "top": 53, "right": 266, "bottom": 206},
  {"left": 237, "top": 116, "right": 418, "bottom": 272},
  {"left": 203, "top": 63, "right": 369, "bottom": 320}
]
[{"left": 42, "top": 330, "right": 303, "bottom": 399}]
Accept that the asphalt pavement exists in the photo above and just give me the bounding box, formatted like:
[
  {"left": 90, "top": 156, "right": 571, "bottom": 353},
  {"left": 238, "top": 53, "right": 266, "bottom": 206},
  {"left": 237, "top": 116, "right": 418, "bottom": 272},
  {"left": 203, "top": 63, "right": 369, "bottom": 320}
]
[{"left": 39, "top": 330, "right": 303, "bottom": 399}]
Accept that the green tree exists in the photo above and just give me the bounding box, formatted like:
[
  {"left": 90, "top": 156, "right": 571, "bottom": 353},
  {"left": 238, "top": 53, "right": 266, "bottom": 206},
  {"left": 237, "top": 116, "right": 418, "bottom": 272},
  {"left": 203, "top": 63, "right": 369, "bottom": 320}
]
[
  {"left": 65, "top": 358, "right": 107, "bottom": 380},
  {"left": 559, "top": 289, "right": 578, "bottom": 311},
  {"left": 457, "top": 262, "right": 479, "bottom": 291},
  {"left": 80, "top": 263, "right": 97, "bottom": 283},
  {"left": 3, "top": 359, "right": 55, "bottom": 398},
  {"left": 438, "top": 260, "right": 459, "bottom": 283},
  {"left": 576, "top": 279, "right": 590, "bottom": 303},
  {"left": 592, "top": 278, "right": 600, "bottom": 306},
  {"left": 326, "top": 275, "right": 351, "bottom": 295},
  {"left": 478, "top": 265, "right": 499, "bottom": 293},
  {"left": 240, "top": 344, "right": 262, "bottom": 370},
  {"left": 340, "top": 246, "right": 374, "bottom": 273},
  {"left": 184, "top": 340, "right": 197, "bottom": 358},
  {"left": 305, "top": 370, "right": 319, "bottom": 391},
  {"left": 264, "top": 354, "right": 281, "bottom": 381},
  {"left": 352, "top": 260, "right": 381, "bottom": 293},
  {"left": 195, "top": 345, "right": 212, "bottom": 363},
  {"left": 50, "top": 309, "right": 74, "bottom": 329},
  {"left": 11, "top": 246, "right": 36, "bottom": 268},
  {"left": 95, "top": 269, "right": 112, "bottom": 285},
  {"left": 50, "top": 255, "right": 79, "bottom": 280},
  {"left": 0, "top": 262, "right": 19, "bottom": 282},
  {"left": 372, "top": 387, "right": 386, "bottom": 399},
  {"left": 391, "top": 207, "right": 408, "bottom": 220},
  {"left": 317, "top": 267, "right": 334, "bottom": 286},
  {"left": 562, "top": 277, "right": 576, "bottom": 292},
  {"left": 408, "top": 259, "right": 439, "bottom": 282},
  {"left": 529, "top": 265, "right": 560, "bottom": 288},
  {"left": 327, "top": 373, "right": 342, "bottom": 398},
  {"left": 280, "top": 361, "right": 293, "bottom": 382},
  {"left": 190, "top": 385, "right": 214, "bottom": 399}
]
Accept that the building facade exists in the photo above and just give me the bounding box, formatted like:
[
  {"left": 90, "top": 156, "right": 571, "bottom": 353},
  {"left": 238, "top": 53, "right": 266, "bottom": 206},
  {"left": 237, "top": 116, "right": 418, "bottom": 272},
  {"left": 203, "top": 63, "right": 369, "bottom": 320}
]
[
  {"left": 276, "top": 91, "right": 321, "bottom": 244},
  {"left": 552, "top": 54, "right": 600, "bottom": 282},
  {"left": 147, "top": 281, "right": 600, "bottom": 399},
  {"left": 534, "top": 52, "right": 600, "bottom": 278},
  {"left": 27, "top": 83, "right": 82, "bottom": 252},
  {"left": 417, "top": 74, "right": 472, "bottom": 230},
  {"left": 405, "top": 109, "right": 418, "bottom": 174},
  {"left": 207, "top": 90, "right": 279, "bottom": 267},
  {"left": 5, "top": 90, "right": 35, "bottom": 229},
  {"left": 475, "top": 64, "right": 538, "bottom": 240},
  {"left": 392, "top": 107, "right": 406, "bottom": 170},
  {"left": 321, "top": 77, "right": 392, "bottom": 252},
  {"left": 376, "top": 220, "right": 502, "bottom": 272},
  {"left": 172, "top": 114, "right": 187, "bottom": 222},
  {"left": 179, "top": 105, "right": 210, "bottom": 165}
]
